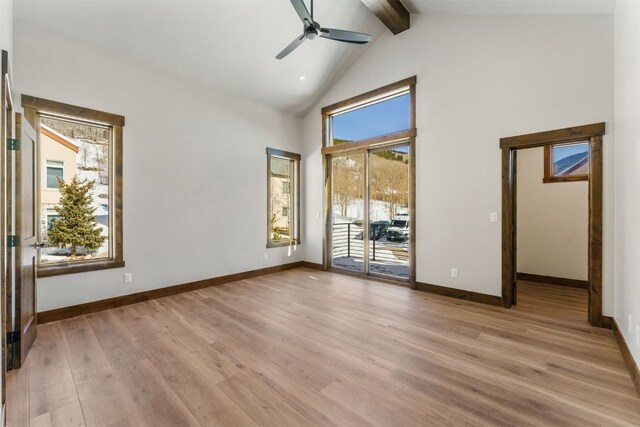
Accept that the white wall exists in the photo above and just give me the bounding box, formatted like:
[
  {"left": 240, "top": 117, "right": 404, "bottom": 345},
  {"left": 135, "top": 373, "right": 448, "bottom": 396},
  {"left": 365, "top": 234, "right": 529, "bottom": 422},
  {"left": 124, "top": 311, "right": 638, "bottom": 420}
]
[
  {"left": 516, "top": 147, "right": 588, "bottom": 280},
  {"left": 302, "top": 13, "right": 614, "bottom": 314},
  {"left": 614, "top": 1, "right": 640, "bottom": 365},
  {"left": 14, "top": 22, "right": 303, "bottom": 311},
  {"left": 0, "top": 0, "right": 11, "bottom": 65}
]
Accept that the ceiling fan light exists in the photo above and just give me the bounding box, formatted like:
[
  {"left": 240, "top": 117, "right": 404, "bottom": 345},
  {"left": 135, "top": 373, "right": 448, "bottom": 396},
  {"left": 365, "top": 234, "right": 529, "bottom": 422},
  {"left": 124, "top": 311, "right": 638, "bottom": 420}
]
[{"left": 306, "top": 30, "right": 318, "bottom": 40}]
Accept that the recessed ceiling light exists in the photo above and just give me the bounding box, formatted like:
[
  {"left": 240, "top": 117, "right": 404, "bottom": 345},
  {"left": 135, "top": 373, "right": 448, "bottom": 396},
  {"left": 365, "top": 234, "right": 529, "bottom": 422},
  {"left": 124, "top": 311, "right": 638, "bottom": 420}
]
[{"left": 299, "top": 75, "right": 306, "bottom": 81}]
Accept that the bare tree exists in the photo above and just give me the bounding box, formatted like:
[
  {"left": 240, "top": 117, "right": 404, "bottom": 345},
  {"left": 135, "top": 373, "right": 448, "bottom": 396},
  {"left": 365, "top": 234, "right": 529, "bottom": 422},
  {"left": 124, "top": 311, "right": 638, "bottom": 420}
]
[
  {"left": 96, "top": 144, "right": 109, "bottom": 185},
  {"left": 332, "top": 156, "right": 363, "bottom": 217}
]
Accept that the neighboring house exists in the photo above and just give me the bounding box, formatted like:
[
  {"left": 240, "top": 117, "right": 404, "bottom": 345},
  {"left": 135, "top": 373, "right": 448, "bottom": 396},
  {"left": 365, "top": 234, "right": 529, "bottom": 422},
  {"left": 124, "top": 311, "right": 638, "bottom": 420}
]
[
  {"left": 554, "top": 151, "right": 589, "bottom": 176},
  {"left": 40, "top": 125, "right": 79, "bottom": 241}
]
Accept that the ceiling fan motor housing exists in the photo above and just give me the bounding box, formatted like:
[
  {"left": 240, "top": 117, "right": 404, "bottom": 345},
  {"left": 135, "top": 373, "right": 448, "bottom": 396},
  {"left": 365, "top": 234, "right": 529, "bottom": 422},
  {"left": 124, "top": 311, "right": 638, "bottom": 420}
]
[{"left": 305, "top": 28, "right": 318, "bottom": 40}]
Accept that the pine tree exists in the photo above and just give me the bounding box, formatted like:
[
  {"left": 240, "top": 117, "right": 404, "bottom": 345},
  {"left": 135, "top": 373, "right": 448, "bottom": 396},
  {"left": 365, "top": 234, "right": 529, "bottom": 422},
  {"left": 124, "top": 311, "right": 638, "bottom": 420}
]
[{"left": 48, "top": 176, "right": 106, "bottom": 257}]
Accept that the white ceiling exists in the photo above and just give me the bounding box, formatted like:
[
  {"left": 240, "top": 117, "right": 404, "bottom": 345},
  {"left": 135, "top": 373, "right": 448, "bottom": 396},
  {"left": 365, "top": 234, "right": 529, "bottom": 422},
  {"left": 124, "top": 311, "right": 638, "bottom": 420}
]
[
  {"left": 406, "top": 0, "right": 616, "bottom": 15},
  {"left": 13, "top": 0, "right": 616, "bottom": 116}
]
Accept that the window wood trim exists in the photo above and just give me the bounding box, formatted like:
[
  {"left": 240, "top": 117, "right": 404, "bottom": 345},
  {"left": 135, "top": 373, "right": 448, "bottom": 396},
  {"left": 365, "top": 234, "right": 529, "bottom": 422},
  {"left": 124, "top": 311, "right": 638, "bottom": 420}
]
[
  {"left": 22, "top": 95, "right": 125, "bottom": 126},
  {"left": 22, "top": 96, "right": 125, "bottom": 278},
  {"left": 543, "top": 145, "right": 589, "bottom": 183},
  {"left": 321, "top": 76, "right": 416, "bottom": 116},
  {"left": 266, "top": 147, "right": 301, "bottom": 248},
  {"left": 321, "top": 129, "right": 417, "bottom": 156}
]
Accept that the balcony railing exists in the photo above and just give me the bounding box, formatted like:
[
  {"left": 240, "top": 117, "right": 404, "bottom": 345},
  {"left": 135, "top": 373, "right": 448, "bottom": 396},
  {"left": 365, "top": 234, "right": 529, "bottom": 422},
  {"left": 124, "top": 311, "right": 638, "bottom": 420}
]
[{"left": 332, "top": 222, "right": 409, "bottom": 264}]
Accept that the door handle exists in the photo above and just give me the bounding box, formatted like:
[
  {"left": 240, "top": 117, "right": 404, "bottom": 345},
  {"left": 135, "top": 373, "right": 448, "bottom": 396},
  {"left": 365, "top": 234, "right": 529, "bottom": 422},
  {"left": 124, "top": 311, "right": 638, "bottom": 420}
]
[{"left": 35, "top": 242, "right": 46, "bottom": 249}]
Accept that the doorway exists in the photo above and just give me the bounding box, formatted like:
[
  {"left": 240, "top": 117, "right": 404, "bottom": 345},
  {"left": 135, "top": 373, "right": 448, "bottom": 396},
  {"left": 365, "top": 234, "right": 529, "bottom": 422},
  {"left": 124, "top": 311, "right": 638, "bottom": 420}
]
[
  {"left": 501, "top": 123, "right": 606, "bottom": 327},
  {"left": 328, "top": 142, "right": 413, "bottom": 281}
]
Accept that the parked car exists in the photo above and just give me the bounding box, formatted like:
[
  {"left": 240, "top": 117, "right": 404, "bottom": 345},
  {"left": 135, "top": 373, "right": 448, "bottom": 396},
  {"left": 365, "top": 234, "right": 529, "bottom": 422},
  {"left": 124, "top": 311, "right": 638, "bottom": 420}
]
[
  {"left": 386, "top": 216, "right": 410, "bottom": 242},
  {"left": 356, "top": 221, "right": 390, "bottom": 240}
]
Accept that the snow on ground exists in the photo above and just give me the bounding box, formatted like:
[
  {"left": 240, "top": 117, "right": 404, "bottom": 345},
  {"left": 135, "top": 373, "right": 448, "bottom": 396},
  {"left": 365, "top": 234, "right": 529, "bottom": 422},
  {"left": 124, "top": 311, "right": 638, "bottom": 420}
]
[
  {"left": 332, "top": 199, "right": 397, "bottom": 223},
  {"left": 77, "top": 168, "right": 109, "bottom": 216}
]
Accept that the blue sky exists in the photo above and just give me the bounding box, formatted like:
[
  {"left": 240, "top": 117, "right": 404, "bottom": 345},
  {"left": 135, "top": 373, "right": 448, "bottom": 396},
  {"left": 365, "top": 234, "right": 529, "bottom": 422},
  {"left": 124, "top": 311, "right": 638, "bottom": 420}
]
[
  {"left": 332, "top": 94, "right": 410, "bottom": 141},
  {"left": 553, "top": 142, "right": 589, "bottom": 162}
]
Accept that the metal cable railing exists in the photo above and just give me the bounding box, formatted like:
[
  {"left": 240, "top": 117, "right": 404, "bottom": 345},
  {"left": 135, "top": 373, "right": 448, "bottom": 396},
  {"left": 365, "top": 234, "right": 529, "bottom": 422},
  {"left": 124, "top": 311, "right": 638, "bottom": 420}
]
[{"left": 332, "top": 222, "right": 409, "bottom": 263}]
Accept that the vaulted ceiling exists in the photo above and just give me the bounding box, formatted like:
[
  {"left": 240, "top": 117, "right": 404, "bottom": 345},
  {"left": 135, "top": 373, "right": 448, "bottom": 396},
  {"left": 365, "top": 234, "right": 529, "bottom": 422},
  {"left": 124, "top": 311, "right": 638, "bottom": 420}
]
[{"left": 13, "top": 0, "right": 616, "bottom": 116}]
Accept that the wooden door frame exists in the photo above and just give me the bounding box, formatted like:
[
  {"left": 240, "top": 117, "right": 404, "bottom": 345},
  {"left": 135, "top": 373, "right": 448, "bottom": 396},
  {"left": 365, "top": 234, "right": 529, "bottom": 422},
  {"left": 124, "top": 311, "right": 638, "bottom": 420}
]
[{"left": 500, "top": 122, "right": 606, "bottom": 327}]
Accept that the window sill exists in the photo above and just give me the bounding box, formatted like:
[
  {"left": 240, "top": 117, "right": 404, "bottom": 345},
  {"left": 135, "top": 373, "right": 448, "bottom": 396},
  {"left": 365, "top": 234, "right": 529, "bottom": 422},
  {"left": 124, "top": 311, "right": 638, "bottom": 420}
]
[
  {"left": 543, "top": 175, "right": 589, "bottom": 183},
  {"left": 37, "top": 259, "right": 125, "bottom": 278},
  {"left": 267, "top": 239, "right": 301, "bottom": 249}
]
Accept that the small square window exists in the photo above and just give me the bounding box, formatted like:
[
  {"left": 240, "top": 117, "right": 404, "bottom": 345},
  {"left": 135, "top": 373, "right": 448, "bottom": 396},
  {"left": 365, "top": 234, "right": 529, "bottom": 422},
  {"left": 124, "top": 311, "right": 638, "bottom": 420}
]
[{"left": 544, "top": 142, "right": 589, "bottom": 183}]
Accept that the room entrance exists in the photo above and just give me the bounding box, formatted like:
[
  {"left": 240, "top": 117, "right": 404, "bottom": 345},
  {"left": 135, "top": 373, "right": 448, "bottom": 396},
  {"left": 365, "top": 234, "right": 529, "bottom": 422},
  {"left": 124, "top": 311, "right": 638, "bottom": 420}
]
[
  {"left": 501, "top": 123, "right": 607, "bottom": 327},
  {"left": 329, "top": 142, "right": 412, "bottom": 281}
]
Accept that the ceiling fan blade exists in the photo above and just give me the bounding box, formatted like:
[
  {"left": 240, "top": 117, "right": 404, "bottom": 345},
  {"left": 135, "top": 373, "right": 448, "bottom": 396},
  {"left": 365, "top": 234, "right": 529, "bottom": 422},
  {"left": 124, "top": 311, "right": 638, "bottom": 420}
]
[
  {"left": 276, "top": 34, "right": 306, "bottom": 60},
  {"left": 290, "top": 0, "right": 313, "bottom": 25},
  {"left": 319, "top": 28, "right": 372, "bottom": 44}
]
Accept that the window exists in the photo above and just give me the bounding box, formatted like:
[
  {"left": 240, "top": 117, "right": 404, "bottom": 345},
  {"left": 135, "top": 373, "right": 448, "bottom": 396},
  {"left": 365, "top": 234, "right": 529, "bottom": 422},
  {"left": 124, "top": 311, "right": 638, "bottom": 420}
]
[
  {"left": 23, "top": 95, "right": 125, "bottom": 277},
  {"left": 322, "top": 77, "right": 416, "bottom": 281},
  {"left": 544, "top": 141, "right": 589, "bottom": 183},
  {"left": 267, "top": 147, "right": 300, "bottom": 247},
  {"left": 46, "top": 210, "right": 60, "bottom": 231},
  {"left": 330, "top": 92, "right": 411, "bottom": 145},
  {"left": 46, "top": 160, "right": 64, "bottom": 188}
]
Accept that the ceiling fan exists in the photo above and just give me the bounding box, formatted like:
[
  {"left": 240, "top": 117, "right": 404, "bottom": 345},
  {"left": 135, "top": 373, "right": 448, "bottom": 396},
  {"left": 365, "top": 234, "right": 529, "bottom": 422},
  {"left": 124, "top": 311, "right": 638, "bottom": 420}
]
[{"left": 276, "top": 0, "right": 372, "bottom": 60}]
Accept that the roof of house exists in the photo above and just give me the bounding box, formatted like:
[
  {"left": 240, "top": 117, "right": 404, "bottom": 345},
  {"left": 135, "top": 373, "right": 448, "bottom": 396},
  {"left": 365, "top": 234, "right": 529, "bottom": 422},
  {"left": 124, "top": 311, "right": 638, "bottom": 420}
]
[
  {"left": 554, "top": 151, "right": 589, "bottom": 176},
  {"left": 41, "top": 125, "right": 80, "bottom": 153}
]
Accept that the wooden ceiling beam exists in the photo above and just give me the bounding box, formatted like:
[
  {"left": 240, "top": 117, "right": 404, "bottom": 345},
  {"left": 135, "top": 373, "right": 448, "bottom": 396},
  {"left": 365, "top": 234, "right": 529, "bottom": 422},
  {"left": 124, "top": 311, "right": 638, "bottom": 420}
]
[{"left": 361, "top": 0, "right": 410, "bottom": 35}]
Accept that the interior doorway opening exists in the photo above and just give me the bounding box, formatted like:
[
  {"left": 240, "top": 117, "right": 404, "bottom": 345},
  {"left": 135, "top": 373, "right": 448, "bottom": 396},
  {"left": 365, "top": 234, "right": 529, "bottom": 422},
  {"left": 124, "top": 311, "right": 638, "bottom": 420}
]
[
  {"left": 501, "top": 123, "right": 606, "bottom": 327},
  {"left": 514, "top": 143, "right": 590, "bottom": 322}
]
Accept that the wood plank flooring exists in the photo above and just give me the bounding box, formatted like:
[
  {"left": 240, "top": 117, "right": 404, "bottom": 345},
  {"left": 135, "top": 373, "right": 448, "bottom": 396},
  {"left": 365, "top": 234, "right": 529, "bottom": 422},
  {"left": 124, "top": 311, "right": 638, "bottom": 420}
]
[{"left": 6, "top": 269, "right": 640, "bottom": 426}]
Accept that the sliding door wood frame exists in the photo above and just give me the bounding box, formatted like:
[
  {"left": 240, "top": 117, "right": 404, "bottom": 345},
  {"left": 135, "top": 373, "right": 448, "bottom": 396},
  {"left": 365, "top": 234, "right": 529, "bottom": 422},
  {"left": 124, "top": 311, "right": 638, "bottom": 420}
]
[
  {"left": 500, "top": 122, "right": 606, "bottom": 327},
  {"left": 321, "top": 77, "right": 416, "bottom": 287},
  {"left": 0, "top": 48, "right": 13, "bottom": 420}
]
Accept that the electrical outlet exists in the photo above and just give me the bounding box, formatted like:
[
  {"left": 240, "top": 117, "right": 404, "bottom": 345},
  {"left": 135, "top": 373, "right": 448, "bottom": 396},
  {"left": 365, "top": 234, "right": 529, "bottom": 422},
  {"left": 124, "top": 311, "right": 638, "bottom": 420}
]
[
  {"left": 490, "top": 212, "right": 498, "bottom": 223},
  {"left": 123, "top": 273, "right": 133, "bottom": 284},
  {"left": 264, "top": 253, "right": 268, "bottom": 261},
  {"left": 451, "top": 268, "right": 458, "bottom": 278},
  {"left": 629, "top": 315, "right": 633, "bottom": 333}
]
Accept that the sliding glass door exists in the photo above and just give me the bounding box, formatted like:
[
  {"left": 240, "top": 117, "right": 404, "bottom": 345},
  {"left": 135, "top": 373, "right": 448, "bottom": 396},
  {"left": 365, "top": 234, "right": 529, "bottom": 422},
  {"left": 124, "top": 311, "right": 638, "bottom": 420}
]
[
  {"left": 330, "top": 152, "right": 365, "bottom": 273},
  {"left": 329, "top": 142, "right": 411, "bottom": 281},
  {"left": 368, "top": 144, "right": 410, "bottom": 279}
]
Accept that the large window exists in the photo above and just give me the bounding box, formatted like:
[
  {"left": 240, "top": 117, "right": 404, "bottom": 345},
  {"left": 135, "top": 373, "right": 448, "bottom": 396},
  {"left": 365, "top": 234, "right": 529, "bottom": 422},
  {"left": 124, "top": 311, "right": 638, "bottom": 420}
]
[
  {"left": 267, "top": 148, "right": 300, "bottom": 248},
  {"left": 23, "top": 95, "right": 125, "bottom": 277},
  {"left": 544, "top": 141, "right": 589, "bottom": 183},
  {"left": 330, "top": 93, "right": 411, "bottom": 145},
  {"left": 322, "top": 76, "right": 416, "bottom": 282}
]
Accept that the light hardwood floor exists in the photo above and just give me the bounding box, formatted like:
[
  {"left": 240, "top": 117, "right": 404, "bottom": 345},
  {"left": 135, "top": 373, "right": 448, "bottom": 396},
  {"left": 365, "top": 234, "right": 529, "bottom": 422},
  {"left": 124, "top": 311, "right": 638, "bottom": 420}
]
[{"left": 6, "top": 268, "right": 640, "bottom": 426}]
